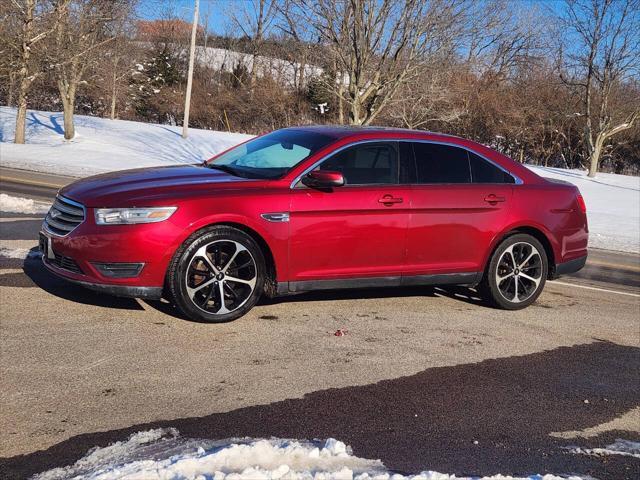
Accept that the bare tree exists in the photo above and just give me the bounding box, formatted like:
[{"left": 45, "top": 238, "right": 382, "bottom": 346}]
[
  {"left": 51, "top": 0, "right": 128, "bottom": 139},
  {"left": 8, "top": 0, "right": 69, "bottom": 144},
  {"left": 560, "top": 0, "right": 640, "bottom": 177},
  {"left": 231, "top": 0, "right": 278, "bottom": 92},
  {"left": 294, "top": 0, "right": 465, "bottom": 125},
  {"left": 388, "top": 66, "right": 465, "bottom": 129}
]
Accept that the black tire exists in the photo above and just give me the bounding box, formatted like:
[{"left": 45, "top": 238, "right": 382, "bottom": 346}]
[
  {"left": 479, "top": 233, "right": 548, "bottom": 310},
  {"left": 167, "top": 226, "right": 265, "bottom": 323}
]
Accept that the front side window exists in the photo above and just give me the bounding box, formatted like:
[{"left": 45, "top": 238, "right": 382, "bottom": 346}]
[
  {"left": 413, "top": 143, "right": 471, "bottom": 184},
  {"left": 208, "top": 130, "right": 334, "bottom": 179},
  {"left": 318, "top": 142, "right": 399, "bottom": 185}
]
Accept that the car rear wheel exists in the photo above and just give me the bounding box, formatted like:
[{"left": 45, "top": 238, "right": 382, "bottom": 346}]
[
  {"left": 480, "top": 233, "right": 548, "bottom": 310},
  {"left": 168, "top": 226, "right": 265, "bottom": 322}
]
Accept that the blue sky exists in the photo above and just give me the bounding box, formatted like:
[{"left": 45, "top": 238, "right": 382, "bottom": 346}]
[
  {"left": 137, "top": 0, "right": 240, "bottom": 36},
  {"left": 136, "top": 0, "right": 568, "bottom": 38}
]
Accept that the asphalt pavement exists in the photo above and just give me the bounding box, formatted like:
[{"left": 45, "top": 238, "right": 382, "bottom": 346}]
[{"left": 1, "top": 168, "right": 638, "bottom": 479}]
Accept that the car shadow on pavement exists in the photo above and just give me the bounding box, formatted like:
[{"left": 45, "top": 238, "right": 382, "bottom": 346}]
[
  {"left": 141, "top": 285, "right": 488, "bottom": 323},
  {"left": 22, "top": 253, "right": 145, "bottom": 311},
  {"left": 258, "top": 284, "right": 486, "bottom": 308},
  {"left": 2, "top": 341, "right": 638, "bottom": 480}
]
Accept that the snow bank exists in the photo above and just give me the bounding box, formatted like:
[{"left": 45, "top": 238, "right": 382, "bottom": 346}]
[
  {"left": 569, "top": 439, "right": 640, "bottom": 459},
  {"left": 0, "top": 247, "right": 39, "bottom": 259},
  {"left": 528, "top": 166, "right": 640, "bottom": 253},
  {"left": 0, "top": 106, "right": 251, "bottom": 178},
  {"left": 0, "top": 193, "right": 50, "bottom": 214},
  {"left": 33, "top": 428, "right": 581, "bottom": 480}
]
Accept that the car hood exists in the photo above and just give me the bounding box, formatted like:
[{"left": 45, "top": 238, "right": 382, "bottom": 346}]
[{"left": 60, "top": 164, "right": 262, "bottom": 207}]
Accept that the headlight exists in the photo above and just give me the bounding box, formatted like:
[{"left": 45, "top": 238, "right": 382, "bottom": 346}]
[{"left": 95, "top": 207, "right": 177, "bottom": 225}]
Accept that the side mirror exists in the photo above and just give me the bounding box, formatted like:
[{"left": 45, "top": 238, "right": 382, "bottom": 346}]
[{"left": 301, "top": 170, "right": 345, "bottom": 188}]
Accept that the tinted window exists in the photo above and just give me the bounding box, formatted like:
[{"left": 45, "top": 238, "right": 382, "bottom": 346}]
[
  {"left": 318, "top": 143, "right": 398, "bottom": 185},
  {"left": 413, "top": 143, "right": 470, "bottom": 183},
  {"left": 469, "top": 152, "right": 515, "bottom": 183}
]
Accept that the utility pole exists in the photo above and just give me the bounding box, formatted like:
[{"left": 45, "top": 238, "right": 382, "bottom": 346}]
[{"left": 182, "top": 0, "right": 199, "bottom": 139}]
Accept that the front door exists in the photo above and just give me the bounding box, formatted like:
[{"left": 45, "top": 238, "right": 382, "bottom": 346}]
[{"left": 288, "top": 142, "right": 411, "bottom": 284}]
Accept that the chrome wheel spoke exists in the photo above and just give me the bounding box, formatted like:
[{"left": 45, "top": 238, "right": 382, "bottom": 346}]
[
  {"left": 186, "top": 277, "right": 215, "bottom": 299},
  {"left": 215, "top": 281, "right": 230, "bottom": 314},
  {"left": 497, "top": 271, "right": 514, "bottom": 283},
  {"left": 519, "top": 272, "right": 540, "bottom": 287},
  {"left": 225, "top": 275, "right": 256, "bottom": 288},
  {"left": 194, "top": 245, "right": 219, "bottom": 274},
  {"left": 221, "top": 242, "right": 247, "bottom": 273},
  {"left": 519, "top": 251, "right": 537, "bottom": 269}
]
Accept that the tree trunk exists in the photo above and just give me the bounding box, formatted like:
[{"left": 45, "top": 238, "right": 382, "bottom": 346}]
[
  {"left": 588, "top": 136, "right": 603, "bottom": 178},
  {"left": 14, "top": 85, "right": 28, "bottom": 144},
  {"left": 58, "top": 86, "right": 76, "bottom": 140},
  {"left": 110, "top": 70, "right": 118, "bottom": 120},
  {"left": 349, "top": 95, "right": 363, "bottom": 125},
  {"left": 7, "top": 72, "right": 16, "bottom": 107},
  {"left": 62, "top": 99, "right": 75, "bottom": 140}
]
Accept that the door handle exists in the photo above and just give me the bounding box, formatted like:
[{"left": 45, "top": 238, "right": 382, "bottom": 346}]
[
  {"left": 379, "top": 195, "right": 403, "bottom": 205},
  {"left": 484, "top": 194, "right": 506, "bottom": 204}
]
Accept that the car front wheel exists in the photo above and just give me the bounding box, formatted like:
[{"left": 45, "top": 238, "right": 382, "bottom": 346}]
[
  {"left": 168, "top": 226, "right": 265, "bottom": 322},
  {"left": 480, "top": 233, "right": 548, "bottom": 310}
]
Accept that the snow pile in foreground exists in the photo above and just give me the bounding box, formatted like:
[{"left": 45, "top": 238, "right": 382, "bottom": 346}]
[
  {"left": 0, "top": 106, "right": 251, "bottom": 178},
  {"left": 0, "top": 193, "right": 50, "bottom": 214},
  {"left": 569, "top": 439, "right": 640, "bottom": 459},
  {"left": 33, "top": 428, "right": 581, "bottom": 480},
  {"left": 0, "top": 247, "right": 39, "bottom": 259},
  {"left": 528, "top": 166, "right": 639, "bottom": 253}
]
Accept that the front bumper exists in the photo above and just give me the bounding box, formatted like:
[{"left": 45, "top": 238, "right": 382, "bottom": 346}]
[{"left": 42, "top": 255, "right": 163, "bottom": 299}]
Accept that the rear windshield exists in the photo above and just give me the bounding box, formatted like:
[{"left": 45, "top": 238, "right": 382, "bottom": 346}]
[{"left": 207, "top": 130, "right": 335, "bottom": 179}]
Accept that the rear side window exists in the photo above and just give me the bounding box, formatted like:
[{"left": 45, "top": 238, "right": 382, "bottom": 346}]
[
  {"left": 469, "top": 152, "right": 515, "bottom": 184},
  {"left": 412, "top": 143, "right": 470, "bottom": 183},
  {"left": 319, "top": 142, "right": 398, "bottom": 185}
]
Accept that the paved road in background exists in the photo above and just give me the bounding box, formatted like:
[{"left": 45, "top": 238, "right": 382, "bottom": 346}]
[{"left": 1, "top": 167, "right": 639, "bottom": 479}]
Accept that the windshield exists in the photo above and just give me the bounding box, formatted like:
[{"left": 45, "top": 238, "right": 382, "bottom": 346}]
[{"left": 207, "top": 130, "right": 335, "bottom": 179}]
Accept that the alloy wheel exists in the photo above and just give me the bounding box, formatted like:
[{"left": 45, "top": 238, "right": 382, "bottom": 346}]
[
  {"left": 495, "top": 241, "right": 543, "bottom": 303},
  {"left": 184, "top": 240, "right": 257, "bottom": 315}
]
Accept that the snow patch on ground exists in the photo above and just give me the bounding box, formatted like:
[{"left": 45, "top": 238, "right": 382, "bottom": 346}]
[
  {"left": 0, "top": 106, "right": 251, "bottom": 178},
  {"left": 569, "top": 439, "right": 640, "bottom": 459},
  {"left": 33, "top": 429, "right": 582, "bottom": 480},
  {"left": 0, "top": 193, "right": 50, "bottom": 214},
  {"left": 0, "top": 246, "right": 39, "bottom": 259},
  {"left": 527, "top": 166, "right": 640, "bottom": 253}
]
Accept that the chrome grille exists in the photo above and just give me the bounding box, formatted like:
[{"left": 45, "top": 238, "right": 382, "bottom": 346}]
[{"left": 44, "top": 195, "right": 85, "bottom": 236}]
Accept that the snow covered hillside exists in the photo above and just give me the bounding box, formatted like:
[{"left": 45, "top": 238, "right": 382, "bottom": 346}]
[
  {"left": 1, "top": 107, "right": 638, "bottom": 253},
  {"left": 0, "top": 106, "right": 251, "bottom": 177},
  {"left": 528, "top": 166, "right": 639, "bottom": 253}
]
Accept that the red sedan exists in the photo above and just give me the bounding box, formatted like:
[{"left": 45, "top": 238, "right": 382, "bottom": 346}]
[{"left": 39, "top": 127, "right": 588, "bottom": 322}]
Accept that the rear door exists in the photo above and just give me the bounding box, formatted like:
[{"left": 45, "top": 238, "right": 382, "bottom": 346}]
[
  {"left": 406, "top": 142, "right": 514, "bottom": 275},
  {"left": 288, "top": 141, "right": 411, "bottom": 283}
]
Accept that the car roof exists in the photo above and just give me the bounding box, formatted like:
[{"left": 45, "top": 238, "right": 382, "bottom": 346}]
[{"left": 285, "top": 124, "right": 464, "bottom": 141}]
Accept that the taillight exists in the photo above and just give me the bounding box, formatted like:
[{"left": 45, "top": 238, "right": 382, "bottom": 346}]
[{"left": 576, "top": 194, "right": 587, "bottom": 214}]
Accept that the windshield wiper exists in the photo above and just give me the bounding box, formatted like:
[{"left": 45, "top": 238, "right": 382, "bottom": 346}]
[{"left": 207, "top": 164, "right": 245, "bottom": 178}]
